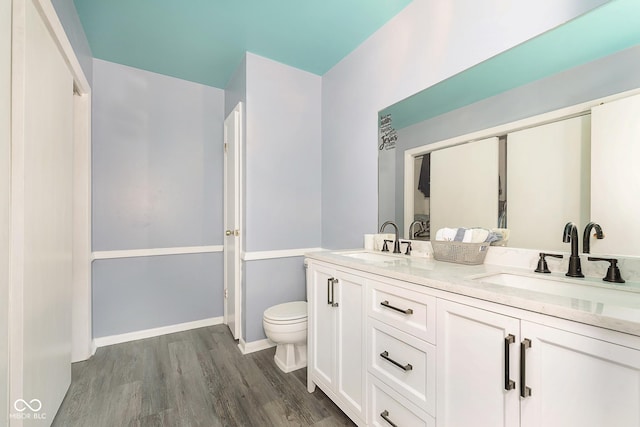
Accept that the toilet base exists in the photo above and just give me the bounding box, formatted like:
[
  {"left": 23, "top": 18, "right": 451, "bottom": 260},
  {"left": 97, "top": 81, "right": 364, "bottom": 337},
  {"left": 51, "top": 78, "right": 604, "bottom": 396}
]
[{"left": 274, "top": 342, "right": 307, "bottom": 373}]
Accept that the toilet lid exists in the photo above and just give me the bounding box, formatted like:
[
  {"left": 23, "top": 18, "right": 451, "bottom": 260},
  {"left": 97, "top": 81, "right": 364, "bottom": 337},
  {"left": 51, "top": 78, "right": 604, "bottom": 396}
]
[{"left": 264, "top": 301, "right": 307, "bottom": 321}]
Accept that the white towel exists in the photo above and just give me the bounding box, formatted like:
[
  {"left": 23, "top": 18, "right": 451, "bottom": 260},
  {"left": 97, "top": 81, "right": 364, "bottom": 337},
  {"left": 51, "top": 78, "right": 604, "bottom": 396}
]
[
  {"left": 437, "top": 227, "right": 492, "bottom": 243},
  {"left": 465, "top": 228, "right": 489, "bottom": 243},
  {"left": 435, "top": 227, "right": 458, "bottom": 241}
]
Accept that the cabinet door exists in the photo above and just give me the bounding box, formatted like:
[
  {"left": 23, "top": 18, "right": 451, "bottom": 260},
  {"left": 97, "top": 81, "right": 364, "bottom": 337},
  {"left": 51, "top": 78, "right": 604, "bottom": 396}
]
[
  {"left": 335, "top": 271, "right": 365, "bottom": 417},
  {"left": 307, "top": 264, "right": 337, "bottom": 389},
  {"left": 521, "top": 321, "right": 640, "bottom": 427},
  {"left": 437, "top": 300, "right": 520, "bottom": 427}
]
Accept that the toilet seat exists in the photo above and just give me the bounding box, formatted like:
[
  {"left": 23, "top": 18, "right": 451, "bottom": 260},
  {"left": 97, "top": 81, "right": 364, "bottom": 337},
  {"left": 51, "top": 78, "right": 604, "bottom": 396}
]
[
  {"left": 262, "top": 301, "right": 308, "bottom": 373},
  {"left": 263, "top": 301, "right": 307, "bottom": 322}
]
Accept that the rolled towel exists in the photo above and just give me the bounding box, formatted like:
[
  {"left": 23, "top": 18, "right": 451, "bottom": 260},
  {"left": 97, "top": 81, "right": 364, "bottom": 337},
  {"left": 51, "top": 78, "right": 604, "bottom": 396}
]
[
  {"left": 435, "top": 227, "right": 458, "bottom": 241},
  {"left": 465, "top": 228, "right": 489, "bottom": 243}
]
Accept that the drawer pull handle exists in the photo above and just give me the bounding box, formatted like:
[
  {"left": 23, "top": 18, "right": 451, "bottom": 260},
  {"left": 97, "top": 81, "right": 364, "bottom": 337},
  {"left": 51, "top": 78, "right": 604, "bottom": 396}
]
[
  {"left": 327, "top": 277, "right": 339, "bottom": 307},
  {"left": 380, "top": 410, "right": 398, "bottom": 427},
  {"left": 327, "top": 277, "right": 334, "bottom": 305},
  {"left": 520, "top": 338, "right": 532, "bottom": 398},
  {"left": 331, "top": 278, "right": 339, "bottom": 307},
  {"left": 381, "top": 300, "right": 414, "bottom": 315},
  {"left": 380, "top": 351, "right": 413, "bottom": 371},
  {"left": 504, "top": 334, "right": 516, "bottom": 391}
]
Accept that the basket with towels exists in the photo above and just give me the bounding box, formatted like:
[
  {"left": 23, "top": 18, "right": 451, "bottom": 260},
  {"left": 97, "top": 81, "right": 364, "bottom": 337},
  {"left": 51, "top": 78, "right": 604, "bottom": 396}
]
[{"left": 431, "top": 227, "right": 504, "bottom": 265}]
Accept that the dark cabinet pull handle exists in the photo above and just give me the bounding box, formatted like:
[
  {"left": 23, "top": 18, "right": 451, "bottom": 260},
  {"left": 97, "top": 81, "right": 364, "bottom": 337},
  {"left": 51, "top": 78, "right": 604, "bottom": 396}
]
[
  {"left": 380, "top": 351, "right": 413, "bottom": 371},
  {"left": 381, "top": 300, "right": 414, "bottom": 315},
  {"left": 504, "top": 334, "right": 516, "bottom": 390},
  {"left": 520, "top": 338, "right": 532, "bottom": 398},
  {"left": 331, "top": 278, "right": 339, "bottom": 307},
  {"left": 380, "top": 410, "right": 398, "bottom": 427},
  {"left": 327, "top": 277, "right": 334, "bottom": 305}
]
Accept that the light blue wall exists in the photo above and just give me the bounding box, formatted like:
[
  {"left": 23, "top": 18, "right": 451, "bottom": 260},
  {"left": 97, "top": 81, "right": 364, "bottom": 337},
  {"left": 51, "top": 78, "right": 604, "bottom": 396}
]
[
  {"left": 92, "top": 253, "right": 222, "bottom": 337},
  {"left": 320, "top": 0, "right": 609, "bottom": 249},
  {"left": 92, "top": 59, "right": 225, "bottom": 336},
  {"left": 226, "top": 53, "right": 321, "bottom": 342},
  {"left": 51, "top": 0, "right": 93, "bottom": 86},
  {"left": 224, "top": 55, "right": 246, "bottom": 118},
  {"left": 92, "top": 59, "right": 224, "bottom": 250},
  {"left": 244, "top": 257, "right": 307, "bottom": 342},
  {"left": 245, "top": 53, "right": 322, "bottom": 252}
]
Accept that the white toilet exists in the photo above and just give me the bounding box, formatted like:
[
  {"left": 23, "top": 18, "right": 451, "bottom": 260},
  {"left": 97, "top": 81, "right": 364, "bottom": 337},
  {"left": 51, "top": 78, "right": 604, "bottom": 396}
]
[{"left": 263, "top": 301, "right": 308, "bottom": 373}]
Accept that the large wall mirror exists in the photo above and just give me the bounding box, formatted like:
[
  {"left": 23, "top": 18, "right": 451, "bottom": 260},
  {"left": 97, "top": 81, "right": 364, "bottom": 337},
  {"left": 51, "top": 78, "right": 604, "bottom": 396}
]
[{"left": 378, "top": 0, "right": 640, "bottom": 256}]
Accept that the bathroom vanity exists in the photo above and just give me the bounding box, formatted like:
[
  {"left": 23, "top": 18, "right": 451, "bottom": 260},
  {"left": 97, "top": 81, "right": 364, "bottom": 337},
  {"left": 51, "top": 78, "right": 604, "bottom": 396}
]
[{"left": 305, "top": 250, "right": 640, "bottom": 427}]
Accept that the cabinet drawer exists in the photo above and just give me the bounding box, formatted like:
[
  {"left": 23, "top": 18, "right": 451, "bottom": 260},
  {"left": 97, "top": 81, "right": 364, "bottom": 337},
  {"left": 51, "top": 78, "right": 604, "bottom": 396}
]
[
  {"left": 368, "top": 279, "right": 436, "bottom": 343},
  {"left": 368, "top": 319, "right": 436, "bottom": 414},
  {"left": 369, "top": 375, "right": 435, "bottom": 427}
]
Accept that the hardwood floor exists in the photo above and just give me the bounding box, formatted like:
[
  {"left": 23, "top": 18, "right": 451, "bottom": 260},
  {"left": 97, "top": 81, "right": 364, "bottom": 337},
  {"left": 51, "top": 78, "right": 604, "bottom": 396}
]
[{"left": 52, "top": 325, "right": 355, "bottom": 427}]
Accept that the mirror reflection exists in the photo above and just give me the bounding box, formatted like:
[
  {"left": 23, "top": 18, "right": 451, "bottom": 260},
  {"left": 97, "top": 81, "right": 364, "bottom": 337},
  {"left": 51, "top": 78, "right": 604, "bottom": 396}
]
[{"left": 378, "top": 1, "right": 640, "bottom": 256}]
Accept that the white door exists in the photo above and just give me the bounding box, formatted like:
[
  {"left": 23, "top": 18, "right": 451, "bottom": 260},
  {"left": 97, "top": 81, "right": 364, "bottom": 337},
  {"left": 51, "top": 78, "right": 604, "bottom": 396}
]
[
  {"left": 507, "top": 116, "right": 591, "bottom": 251},
  {"left": 430, "top": 137, "right": 499, "bottom": 233},
  {"left": 521, "top": 321, "right": 640, "bottom": 427},
  {"left": 10, "top": 0, "right": 75, "bottom": 421},
  {"left": 223, "top": 103, "right": 242, "bottom": 340},
  {"left": 591, "top": 93, "right": 640, "bottom": 256},
  {"left": 308, "top": 264, "right": 337, "bottom": 389},
  {"left": 335, "top": 272, "right": 365, "bottom": 418},
  {"left": 1, "top": 0, "right": 11, "bottom": 423},
  {"left": 437, "top": 300, "right": 520, "bottom": 427}
]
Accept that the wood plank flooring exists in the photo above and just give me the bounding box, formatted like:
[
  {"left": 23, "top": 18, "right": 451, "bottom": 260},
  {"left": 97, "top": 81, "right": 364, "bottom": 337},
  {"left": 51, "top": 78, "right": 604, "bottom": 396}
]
[{"left": 52, "top": 325, "right": 356, "bottom": 426}]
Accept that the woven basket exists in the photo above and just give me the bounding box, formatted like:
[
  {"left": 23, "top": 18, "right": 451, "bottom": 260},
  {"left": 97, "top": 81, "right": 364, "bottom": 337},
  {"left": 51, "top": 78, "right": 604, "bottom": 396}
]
[{"left": 431, "top": 240, "right": 490, "bottom": 265}]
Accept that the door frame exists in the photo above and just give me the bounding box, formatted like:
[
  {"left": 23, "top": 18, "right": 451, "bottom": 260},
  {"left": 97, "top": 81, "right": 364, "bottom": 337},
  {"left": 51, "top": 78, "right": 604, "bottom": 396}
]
[{"left": 223, "top": 102, "right": 243, "bottom": 341}]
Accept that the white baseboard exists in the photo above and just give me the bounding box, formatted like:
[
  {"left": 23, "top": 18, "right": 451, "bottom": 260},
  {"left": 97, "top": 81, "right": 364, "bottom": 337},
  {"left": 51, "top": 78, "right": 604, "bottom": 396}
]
[
  {"left": 238, "top": 337, "right": 275, "bottom": 355},
  {"left": 94, "top": 316, "right": 224, "bottom": 348}
]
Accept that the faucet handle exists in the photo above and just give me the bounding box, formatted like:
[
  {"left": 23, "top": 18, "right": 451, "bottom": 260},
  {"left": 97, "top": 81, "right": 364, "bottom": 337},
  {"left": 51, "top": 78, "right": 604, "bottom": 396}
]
[
  {"left": 587, "top": 257, "right": 625, "bottom": 283},
  {"left": 534, "top": 252, "right": 563, "bottom": 273},
  {"left": 400, "top": 240, "right": 412, "bottom": 255},
  {"left": 382, "top": 239, "right": 393, "bottom": 252}
]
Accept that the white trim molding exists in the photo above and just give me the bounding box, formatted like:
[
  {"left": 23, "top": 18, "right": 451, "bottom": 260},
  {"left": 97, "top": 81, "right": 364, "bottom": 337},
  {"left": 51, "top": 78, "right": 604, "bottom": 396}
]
[
  {"left": 242, "top": 247, "right": 323, "bottom": 261},
  {"left": 238, "top": 338, "right": 275, "bottom": 355},
  {"left": 93, "top": 316, "right": 224, "bottom": 348},
  {"left": 92, "top": 245, "right": 224, "bottom": 261}
]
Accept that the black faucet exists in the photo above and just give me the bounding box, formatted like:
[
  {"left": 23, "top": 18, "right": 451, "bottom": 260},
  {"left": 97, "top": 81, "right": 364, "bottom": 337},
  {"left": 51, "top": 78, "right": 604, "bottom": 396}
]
[
  {"left": 583, "top": 222, "right": 604, "bottom": 254},
  {"left": 379, "top": 221, "right": 402, "bottom": 254},
  {"left": 563, "top": 222, "right": 584, "bottom": 278}
]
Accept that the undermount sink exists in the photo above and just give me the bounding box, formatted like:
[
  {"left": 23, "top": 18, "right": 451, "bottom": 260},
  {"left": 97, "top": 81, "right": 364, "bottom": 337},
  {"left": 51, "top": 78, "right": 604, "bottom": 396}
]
[
  {"left": 335, "top": 251, "right": 406, "bottom": 263},
  {"left": 471, "top": 272, "right": 634, "bottom": 304}
]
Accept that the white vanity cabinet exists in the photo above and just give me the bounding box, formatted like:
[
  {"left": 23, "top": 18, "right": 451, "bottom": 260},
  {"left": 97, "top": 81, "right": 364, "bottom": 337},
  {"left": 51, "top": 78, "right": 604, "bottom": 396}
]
[
  {"left": 520, "top": 321, "right": 640, "bottom": 427},
  {"left": 306, "top": 260, "right": 366, "bottom": 425},
  {"left": 437, "top": 299, "right": 520, "bottom": 427},
  {"left": 437, "top": 299, "right": 640, "bottom": 427},
  {"left": 306, "top": 254, "right": 640, "bottom": 427},
  {"left": 366, "top": 278, "right": 437, "bottom": 427}
]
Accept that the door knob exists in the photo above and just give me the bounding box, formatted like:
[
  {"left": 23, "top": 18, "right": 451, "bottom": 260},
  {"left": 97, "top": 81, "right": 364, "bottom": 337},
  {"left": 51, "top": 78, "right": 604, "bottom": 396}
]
[
  {"left": 226, "top": 229, "right": 239, "bottom": 236},
  {"left": 225, "top": 230, "right": 232, "bottom": 236}
]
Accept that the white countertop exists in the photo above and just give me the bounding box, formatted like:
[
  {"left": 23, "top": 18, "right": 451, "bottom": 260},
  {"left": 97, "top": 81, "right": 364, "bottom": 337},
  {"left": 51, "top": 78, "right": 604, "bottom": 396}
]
[{"left": 305, "top": 249, "right": 640, "bottom": 337}]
